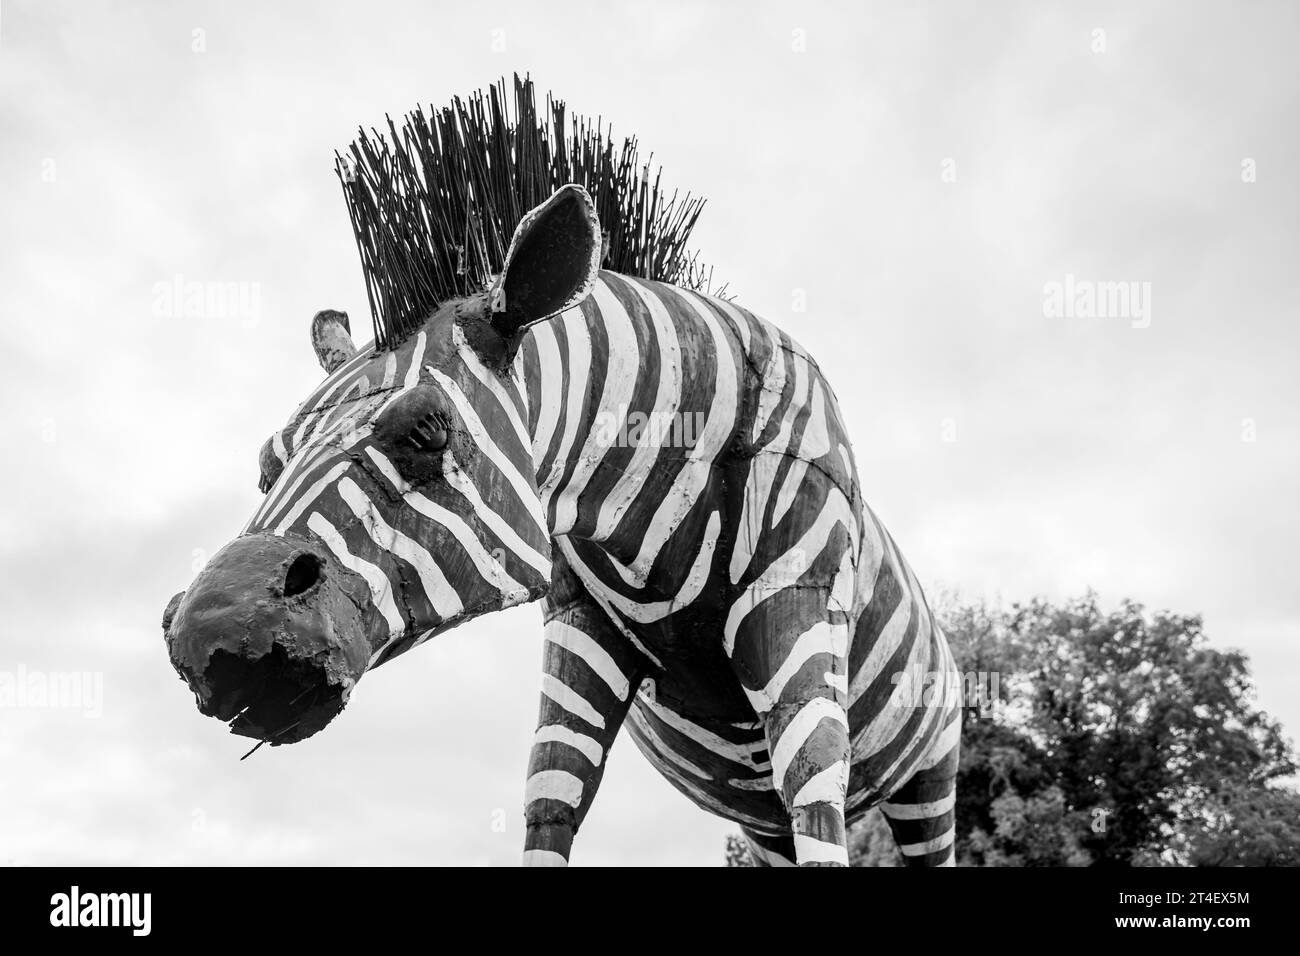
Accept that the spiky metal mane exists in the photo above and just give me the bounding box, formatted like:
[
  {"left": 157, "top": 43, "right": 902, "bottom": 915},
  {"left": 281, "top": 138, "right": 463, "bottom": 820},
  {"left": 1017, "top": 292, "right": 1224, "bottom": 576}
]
[{"left": 335, "top": 74, "right": 715, "bottom": 349}]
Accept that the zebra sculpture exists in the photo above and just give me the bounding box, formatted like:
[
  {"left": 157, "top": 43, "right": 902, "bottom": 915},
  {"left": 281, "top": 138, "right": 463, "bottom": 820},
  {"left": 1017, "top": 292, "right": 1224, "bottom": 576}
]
[{"left": 163, "top": 77, "right": 961, "bottom": 867}]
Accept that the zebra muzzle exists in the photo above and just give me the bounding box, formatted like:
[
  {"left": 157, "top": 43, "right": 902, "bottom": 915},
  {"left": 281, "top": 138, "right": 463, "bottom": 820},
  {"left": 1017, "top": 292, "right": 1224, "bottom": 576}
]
[{"left": 162, "top": 532, "right": 379, "bottom": 747}]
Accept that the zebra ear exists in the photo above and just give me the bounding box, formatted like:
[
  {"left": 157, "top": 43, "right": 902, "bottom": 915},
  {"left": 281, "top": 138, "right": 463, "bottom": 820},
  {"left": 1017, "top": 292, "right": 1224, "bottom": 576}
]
[
  {"left": 311, "top": 309, "right": 357, "bottom": 373},
  {"left": 487, "top": 184, "right": 601, "bottom": 341}
]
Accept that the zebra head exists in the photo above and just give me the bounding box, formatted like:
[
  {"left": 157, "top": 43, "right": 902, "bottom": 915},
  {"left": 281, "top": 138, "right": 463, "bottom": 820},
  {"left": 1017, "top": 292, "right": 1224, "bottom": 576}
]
[{"left": 163, "top": 184, "right": 601, "bottom": 747}]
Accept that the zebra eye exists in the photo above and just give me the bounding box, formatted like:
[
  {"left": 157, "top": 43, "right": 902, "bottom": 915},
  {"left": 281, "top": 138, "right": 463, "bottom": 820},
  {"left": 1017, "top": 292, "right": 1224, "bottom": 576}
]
[
  {"left": 257, "top": 436, "right": 285, "bottom": 494},
  {"left": 373, "top": 386, "right": 453, "bottom": 483},
  {"left": 406, "top": 412, "right": 449, "bottom": 452}
]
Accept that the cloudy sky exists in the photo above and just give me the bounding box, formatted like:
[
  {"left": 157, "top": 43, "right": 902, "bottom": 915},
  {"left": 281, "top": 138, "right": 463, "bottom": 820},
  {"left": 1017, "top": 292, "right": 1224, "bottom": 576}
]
[{"left": 1, "top": 0, "right": 1296, "bottom": 866}]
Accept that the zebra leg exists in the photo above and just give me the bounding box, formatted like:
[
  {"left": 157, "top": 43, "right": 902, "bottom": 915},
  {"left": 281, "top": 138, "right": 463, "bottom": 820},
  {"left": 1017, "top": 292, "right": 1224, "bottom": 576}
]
[
  {"left": 741, "top": 826, "right": 798, "bottom": 867},
  {"left": 727, "top": 580, "right": 854, "bottom": 863},
  {"left": 759, "top": 690, "right": 852, "bottom": 866},
  {"left": 728, "top": 610, "right": 852, "bottom": 863},
  {"left": 522, "top": 594, "right": 644, "bottom": 866},
  {"left": 879, "top": 734, "right": 960, "bottom": 866}
]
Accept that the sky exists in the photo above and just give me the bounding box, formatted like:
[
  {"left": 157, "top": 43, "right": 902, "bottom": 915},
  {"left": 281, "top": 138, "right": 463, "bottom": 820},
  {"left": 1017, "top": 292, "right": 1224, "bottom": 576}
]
[{"left": 1, "top": 0, "right": 1297, "bottom": 866}]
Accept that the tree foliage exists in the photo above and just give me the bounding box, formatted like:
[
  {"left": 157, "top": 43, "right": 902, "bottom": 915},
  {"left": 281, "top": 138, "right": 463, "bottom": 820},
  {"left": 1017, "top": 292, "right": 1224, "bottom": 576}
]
[
  {"left": 949, "top": 594, "right": 1295, "bottom": 866},
  {"left": 723, "top": 833, "right": 753, "bottom": 867}
]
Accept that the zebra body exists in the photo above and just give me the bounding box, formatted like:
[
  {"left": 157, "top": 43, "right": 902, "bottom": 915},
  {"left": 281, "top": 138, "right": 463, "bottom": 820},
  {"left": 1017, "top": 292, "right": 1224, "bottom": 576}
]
[
  {"left": 513, "top": 273, "right": 961, "bottom": 864},
  {"left": 167, "top": 186, "right": 960, "bottom": 866}
]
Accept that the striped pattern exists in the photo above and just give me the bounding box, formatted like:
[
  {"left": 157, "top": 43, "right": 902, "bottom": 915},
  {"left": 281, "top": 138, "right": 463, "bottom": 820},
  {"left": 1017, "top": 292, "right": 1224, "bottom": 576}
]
[
  {"left": 247, "top": 322, "right": 551, "bottom": 669},
  {"left": 512, "top": 274, "right": 961, "bottom": 864},
  {"left": 523, "top": 568, "right": 643, "bottom": 865},
  {"left": 252, "top": 270, "right": 960, "bottom": 865}
]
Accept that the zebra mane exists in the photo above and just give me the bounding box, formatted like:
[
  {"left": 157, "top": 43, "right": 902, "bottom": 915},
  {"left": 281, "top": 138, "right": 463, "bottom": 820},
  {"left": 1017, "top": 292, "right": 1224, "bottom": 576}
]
[{"left": 335, "top": 74, "right": 717, "bottom": 349}]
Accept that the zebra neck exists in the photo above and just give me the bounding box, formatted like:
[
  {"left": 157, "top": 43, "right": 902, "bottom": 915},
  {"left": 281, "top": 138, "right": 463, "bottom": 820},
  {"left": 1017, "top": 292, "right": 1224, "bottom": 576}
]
[
  {"left": 516, "top": 273, "right": 733, "bottom": 587},
  {"left": 519, "top": 292, "right": 637, "bottom": 546}
]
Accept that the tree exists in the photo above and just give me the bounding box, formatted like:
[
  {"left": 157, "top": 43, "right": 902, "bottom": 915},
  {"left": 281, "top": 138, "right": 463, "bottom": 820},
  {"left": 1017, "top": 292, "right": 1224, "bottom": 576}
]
[
  {"left": 723, "top": 833, "right": 753, "bottom": 867},
  {"left": 1183, "top": 783, "right": 1300, "bottom": 867},
  {"left": 947, "top": 594, "right": 1296, "bottom": 866},
  {"left": 847, "top": 808, "right": 901, "bottom": 866}
]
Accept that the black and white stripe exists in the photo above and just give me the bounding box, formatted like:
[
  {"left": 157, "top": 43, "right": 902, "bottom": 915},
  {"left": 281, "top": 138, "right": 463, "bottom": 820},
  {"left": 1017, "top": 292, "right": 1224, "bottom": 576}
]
[{"left": 253, "top": 269, "right": 960, "bottom": 865}]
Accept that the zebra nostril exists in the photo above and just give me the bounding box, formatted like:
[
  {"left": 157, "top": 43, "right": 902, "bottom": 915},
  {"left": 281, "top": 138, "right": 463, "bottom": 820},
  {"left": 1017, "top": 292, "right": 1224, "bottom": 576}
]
[{"left": 283, "top": 553, "right": 324, "bottom": 598}]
